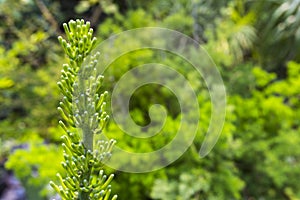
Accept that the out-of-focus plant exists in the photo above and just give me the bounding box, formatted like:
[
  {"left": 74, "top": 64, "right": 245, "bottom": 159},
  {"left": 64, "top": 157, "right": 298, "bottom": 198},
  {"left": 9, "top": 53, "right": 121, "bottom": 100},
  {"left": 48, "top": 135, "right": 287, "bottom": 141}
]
[
  {"left": 49, "top": 19, "right": 117, "bottom": 200},
  {"left": 231, "top": 61, "right": 300, "bottom": 199},
  {"left": 0, "top": 29, "right": 61, "bottom": 142},
  {"left": 204, "top": 1, "right": 257, "bottom": 67},
  {"left": 254, "top": 0, "right": 300, "bottom": 71},
  {"left": 5, "top": 137, "right": 64, "bottom": 200},
  {"left": 75, "top": 0, "right": 117, "bottom": 16}
]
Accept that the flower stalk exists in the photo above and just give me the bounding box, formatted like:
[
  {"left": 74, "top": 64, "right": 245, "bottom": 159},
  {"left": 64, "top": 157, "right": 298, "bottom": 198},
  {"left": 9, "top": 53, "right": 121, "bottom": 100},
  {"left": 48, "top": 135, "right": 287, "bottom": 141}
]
[{"left": 50, "top": 19, "right": 117, "bottom": 200}]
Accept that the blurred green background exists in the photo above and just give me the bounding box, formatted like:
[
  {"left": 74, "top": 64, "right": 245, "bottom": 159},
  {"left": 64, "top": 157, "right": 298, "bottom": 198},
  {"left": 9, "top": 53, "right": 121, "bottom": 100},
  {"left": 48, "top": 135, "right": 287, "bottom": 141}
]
[{"left": 1, "top": 0, "right": 300, "bottom": 199}]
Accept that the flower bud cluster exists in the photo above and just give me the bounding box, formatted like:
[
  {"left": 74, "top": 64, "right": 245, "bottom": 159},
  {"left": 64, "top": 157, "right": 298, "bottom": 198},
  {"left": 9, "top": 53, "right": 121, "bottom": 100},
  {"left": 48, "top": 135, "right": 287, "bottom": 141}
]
[
  {"left": 50, "top": 19, "right": 117, "bottom": 200},
  {"left": 73, "top": 52, "right": 110, "bottom": 136},
  {"left": 50, "top": 138, "right": 117, "bottom": 199},
  {"left": 58, "top": 19, "right": 97, "bottom": 65}
]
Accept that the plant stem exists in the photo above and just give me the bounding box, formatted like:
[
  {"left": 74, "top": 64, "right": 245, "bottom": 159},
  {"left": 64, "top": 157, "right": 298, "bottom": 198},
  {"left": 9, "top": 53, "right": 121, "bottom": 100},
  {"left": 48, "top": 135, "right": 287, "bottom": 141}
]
[
  {"left": 83, "top": 125, "right": 93, "bottom": 151},
  {"left": 79, "top": 167, "right": 92, "bottom": 200}
]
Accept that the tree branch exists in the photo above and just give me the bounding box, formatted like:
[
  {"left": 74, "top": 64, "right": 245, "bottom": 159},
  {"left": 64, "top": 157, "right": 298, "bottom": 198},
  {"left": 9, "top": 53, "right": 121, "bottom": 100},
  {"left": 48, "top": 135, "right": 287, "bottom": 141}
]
[{"left": 34, "top": 0, "right": 60, "bottom": 34}]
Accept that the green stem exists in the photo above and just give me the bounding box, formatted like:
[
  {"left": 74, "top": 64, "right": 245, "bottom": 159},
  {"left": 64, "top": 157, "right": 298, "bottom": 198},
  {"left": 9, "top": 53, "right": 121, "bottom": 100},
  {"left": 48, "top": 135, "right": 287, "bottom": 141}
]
[
  {"left": 83, "top": 125, "right": 94, "bottom": 151},
  {"left": 79, "top": 164, "right": 92, "bottom": 200},
  {"left": 80, "top": 126, "right": 93, "bottom": 199}
]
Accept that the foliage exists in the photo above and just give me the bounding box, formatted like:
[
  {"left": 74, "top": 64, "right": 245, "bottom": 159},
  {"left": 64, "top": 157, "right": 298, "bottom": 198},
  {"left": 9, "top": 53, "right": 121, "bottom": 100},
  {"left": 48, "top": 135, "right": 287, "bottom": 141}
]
[
  {"left": 5, "top": 136, "right": 63, "bottom": 200},
  {"left": 231, "top": 62, "right": 300, "bottom": 199},
  {"left": 254, "top": 0, "right": 300, "bottom": 71},
  {"left": 0, "top": 27, "right": 61, "bottom": 143},
  {"left": 1, "top": 0, "right": 300, "bottom": 200}
]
